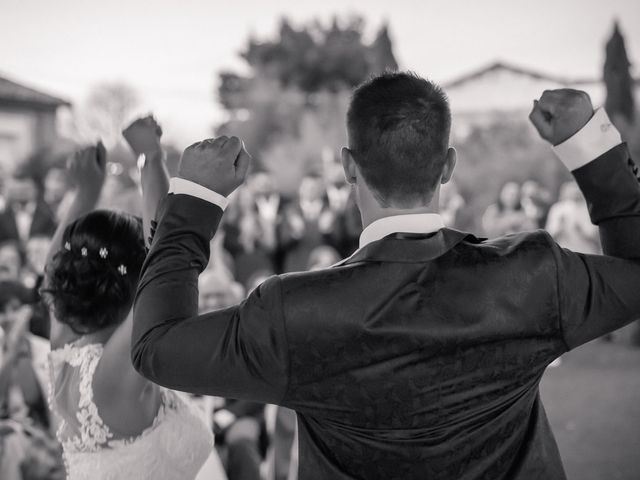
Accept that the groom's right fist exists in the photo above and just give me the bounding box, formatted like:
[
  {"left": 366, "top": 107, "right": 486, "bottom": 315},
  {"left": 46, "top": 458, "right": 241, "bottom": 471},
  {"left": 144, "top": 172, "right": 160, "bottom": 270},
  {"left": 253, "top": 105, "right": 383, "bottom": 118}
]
[
  {"left": 529, "top": 89, "right": 594, "bottom": 146},
  {"left": 178, "top": 136, "right": 251, "bottom": 196}
]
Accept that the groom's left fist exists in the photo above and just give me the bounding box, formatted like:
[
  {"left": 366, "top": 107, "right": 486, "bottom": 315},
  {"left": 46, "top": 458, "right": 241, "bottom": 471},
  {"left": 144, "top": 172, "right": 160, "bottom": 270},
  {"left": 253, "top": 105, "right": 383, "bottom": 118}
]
[
  {"left": 529, "top": 89, "right": 594, "bottom": 146},
  {"left": 178, "top": 136, "right": 251, "bottom": 196}
]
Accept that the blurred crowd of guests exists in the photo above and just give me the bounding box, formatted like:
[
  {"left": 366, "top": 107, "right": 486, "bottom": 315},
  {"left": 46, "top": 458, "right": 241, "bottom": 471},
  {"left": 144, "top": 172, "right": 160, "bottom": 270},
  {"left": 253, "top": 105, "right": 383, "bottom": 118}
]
[
  {"left": 481, "top": 179, "right": 600, "bottom": 254},
  {"left": 0, "top": 151, "right": 630, "bottom": 479}
]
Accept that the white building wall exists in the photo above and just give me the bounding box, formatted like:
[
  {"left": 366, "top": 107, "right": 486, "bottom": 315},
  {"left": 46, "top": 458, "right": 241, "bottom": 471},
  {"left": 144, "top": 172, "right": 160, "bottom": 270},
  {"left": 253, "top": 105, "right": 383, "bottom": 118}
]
[
  {"left": 443, "top": 67, "right": 640, "bottom": 141},
  {"left": 0, "top": 109, "right": 37, "bottom": 172},
  {"left": 445, "top": 69, "right": 607, "bottom": 114}
]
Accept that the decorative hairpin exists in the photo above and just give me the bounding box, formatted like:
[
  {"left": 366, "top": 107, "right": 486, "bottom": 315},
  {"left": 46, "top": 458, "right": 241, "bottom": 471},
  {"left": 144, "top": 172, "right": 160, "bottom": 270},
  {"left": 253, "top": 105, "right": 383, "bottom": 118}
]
[{"left": 63, "top": 243, "right": 126, "bottom": 275}]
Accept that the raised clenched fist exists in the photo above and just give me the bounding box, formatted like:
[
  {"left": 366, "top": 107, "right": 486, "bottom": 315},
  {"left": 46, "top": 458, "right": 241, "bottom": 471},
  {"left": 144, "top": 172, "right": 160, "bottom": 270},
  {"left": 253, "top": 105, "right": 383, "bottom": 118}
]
[
  {"left": 178, "top": 136, "right": 251, "bottom": 197},
  {"left": 122, "top": 115, "right": 163, "bottom": 157},
  {"left": 68, "top": 141, "right": 107, "bottom": 197},
  {"left": 529, "top": 89, "right": 594, "bottom": 146}
]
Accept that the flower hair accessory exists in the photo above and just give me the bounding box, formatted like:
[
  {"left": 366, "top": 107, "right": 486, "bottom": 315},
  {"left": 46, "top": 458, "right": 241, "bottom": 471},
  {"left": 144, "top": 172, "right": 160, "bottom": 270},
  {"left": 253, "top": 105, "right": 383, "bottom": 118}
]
[{"left": 63, "top": 243, "right": 127, "bottom": 275}]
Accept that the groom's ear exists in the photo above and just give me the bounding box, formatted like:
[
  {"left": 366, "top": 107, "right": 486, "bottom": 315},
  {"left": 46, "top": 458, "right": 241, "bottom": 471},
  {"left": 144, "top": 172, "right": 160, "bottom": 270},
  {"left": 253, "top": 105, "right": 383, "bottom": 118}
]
[
  {"left": 341, "top": 147, "right": 358, "bottom": 185},
  {"left": 440, "top": 147, "right": 457, "bottom": 185}
]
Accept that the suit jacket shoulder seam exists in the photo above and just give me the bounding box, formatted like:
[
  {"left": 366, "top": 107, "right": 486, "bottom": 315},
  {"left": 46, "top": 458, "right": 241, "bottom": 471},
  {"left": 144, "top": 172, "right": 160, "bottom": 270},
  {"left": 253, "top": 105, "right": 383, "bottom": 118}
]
[
  {"left": 540, "top": 230, "right": 571, "bottom": 351},
  {"left": 275, "top": 275, "right": 293, "bottom": 405}
]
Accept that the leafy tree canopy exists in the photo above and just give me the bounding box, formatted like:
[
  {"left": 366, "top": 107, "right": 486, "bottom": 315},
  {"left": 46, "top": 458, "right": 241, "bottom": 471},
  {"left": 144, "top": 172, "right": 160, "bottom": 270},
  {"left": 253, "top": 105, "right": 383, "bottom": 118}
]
[
  {"left": 220, "top": 16, "right": 398, "bottom": 108},
  {"left": 215, "top": 16, "right": 398, "bottom": 178}
]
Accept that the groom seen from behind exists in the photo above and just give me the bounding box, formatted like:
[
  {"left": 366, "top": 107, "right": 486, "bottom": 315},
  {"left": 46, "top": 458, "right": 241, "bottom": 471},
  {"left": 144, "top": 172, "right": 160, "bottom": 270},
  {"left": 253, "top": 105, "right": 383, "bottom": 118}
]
[{"left": 132, "top": 72, "right": 640, "bottom": 480}]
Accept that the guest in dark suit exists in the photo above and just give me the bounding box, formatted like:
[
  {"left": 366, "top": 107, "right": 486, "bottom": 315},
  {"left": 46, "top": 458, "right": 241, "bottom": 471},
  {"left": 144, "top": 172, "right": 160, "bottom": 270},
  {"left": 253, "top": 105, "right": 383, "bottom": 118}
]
[
  {"left": 278, "top": 174, "right": 333, "bottom": 272},
  {"left": 132, "top": 73, "right": 640, "bottom": 480},
  {"left": 324, "top": 161, "right": 362, "bottom": 258},
  {"left": 223, "top": 177, "right": 280, "bottom": 284},
  {"left": 0, "top": 174, "right": 56, "bottom": 245}
]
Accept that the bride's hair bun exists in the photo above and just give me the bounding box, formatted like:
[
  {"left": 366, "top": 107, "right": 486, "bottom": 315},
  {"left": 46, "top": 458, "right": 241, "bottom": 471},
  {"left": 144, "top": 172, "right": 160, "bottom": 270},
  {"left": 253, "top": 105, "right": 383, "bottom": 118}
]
[{"left": 43, "top": 210, "right": 146, "bottom": 334}]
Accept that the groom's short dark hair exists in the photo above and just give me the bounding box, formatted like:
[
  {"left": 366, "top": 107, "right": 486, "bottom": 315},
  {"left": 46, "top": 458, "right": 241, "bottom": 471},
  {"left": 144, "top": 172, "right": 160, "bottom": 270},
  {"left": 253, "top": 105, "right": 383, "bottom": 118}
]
[{"left": 347, "top": 71, "right": 451, "bottom": 207}]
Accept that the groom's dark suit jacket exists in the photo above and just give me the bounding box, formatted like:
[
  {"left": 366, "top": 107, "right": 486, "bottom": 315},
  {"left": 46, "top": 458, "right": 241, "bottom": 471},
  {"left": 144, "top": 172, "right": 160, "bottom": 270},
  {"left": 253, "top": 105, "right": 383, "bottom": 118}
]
[{"left": 132, "top": 143, "right": 640, "bottom": 480}]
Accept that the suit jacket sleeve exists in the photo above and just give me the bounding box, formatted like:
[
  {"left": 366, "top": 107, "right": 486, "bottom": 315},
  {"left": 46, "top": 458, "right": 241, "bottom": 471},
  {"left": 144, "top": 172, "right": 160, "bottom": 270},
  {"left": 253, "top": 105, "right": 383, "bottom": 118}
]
[
  {"left": 549, "top": 144, "right": 640, "bottom": 349},
  {"left": 131, "top": 194, "right": 289, "bottom": 404}
]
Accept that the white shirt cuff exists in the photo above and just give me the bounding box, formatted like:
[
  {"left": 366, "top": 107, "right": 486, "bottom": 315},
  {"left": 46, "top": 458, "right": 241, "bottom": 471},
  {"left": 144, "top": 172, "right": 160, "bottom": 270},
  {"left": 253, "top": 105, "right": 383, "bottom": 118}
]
[
  {"left": 168, "top": 178, "right": 229, "bottom": 211},
  {"left": 552, "top": 108, "right": 623, "bottom": 171}
]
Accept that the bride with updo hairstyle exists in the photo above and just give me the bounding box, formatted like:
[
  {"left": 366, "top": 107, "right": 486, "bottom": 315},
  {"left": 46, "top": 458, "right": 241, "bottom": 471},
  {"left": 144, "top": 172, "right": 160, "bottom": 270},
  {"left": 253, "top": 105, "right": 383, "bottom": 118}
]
[
  {"left": 43, "top": 118, "right": 222, "bottom": 480},
  {"left": 45, "top": 210, "right": 145, "bottom": 336}
]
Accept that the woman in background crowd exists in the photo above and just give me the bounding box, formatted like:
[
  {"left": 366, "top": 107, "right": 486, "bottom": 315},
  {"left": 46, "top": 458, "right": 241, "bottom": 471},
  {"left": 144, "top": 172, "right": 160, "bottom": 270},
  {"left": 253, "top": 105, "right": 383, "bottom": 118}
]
[
  {"left": 482, "top": 181, "right": 537, "bottom": 237},
  {"left": 546, "top": 181, "right": 600, "bottom": 254},
  {"left": 520, "top": 180, "right": 553, "bottom": 228}
]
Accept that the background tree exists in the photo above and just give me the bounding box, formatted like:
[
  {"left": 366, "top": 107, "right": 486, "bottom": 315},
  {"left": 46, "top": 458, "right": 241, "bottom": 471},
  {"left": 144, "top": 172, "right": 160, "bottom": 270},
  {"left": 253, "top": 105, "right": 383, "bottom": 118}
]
[
  {"left": 370, "top": 22, "right": 398, "bottom": 73},
  {"left": 82, "top": 82, "right": 140, "bottom": 148},
  {"left": 214, "top": 16, "right": 399, "bottom": 192},
  {"left": 604, "top": 21, "right": 635, "bottom": 123},
  {"left": 603, "top": 21, "right": 640, "bottom": 346}
]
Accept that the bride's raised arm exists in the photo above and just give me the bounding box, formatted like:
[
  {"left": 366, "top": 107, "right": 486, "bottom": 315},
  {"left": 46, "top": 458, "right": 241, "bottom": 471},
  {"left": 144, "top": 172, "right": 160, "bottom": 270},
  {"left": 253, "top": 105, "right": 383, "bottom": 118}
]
[
  {"left": 91, "top": 116, "right": 171, "bottom": 435},
  {"left": 122, "top": 115, "right": 171, "bottom": 247},
  {"left": 46, "top": 142, "right": 107, "bottom": 349}
]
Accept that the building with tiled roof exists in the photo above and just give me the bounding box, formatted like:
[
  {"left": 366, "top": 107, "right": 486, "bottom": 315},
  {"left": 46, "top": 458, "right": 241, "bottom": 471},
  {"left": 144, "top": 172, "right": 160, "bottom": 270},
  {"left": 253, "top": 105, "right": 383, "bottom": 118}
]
[
  {"left": 442, "top": 60, "right": 638, "bottom": 138},
  {"left": 443, "top": 61, "right": 606, "bottom": 112},
  {"left": 0, "top": 73, "right": 71, "bottom": 171},
  {"left": 0, "top": 75, "right": 70, "bottom": 110}
]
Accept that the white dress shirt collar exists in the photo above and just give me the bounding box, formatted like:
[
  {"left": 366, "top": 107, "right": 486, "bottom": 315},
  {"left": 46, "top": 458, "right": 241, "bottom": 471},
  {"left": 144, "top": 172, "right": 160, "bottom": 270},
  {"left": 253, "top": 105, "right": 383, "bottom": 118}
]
[{"left": 359, "top": 213, "right": 446, "bottom": 248}]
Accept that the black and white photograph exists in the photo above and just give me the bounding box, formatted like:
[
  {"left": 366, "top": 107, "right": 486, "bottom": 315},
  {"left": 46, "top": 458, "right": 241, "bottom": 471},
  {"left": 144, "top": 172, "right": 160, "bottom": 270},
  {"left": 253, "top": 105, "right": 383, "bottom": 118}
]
[{"left": 0, "top": 0, "right": 639, "bottom": 479}]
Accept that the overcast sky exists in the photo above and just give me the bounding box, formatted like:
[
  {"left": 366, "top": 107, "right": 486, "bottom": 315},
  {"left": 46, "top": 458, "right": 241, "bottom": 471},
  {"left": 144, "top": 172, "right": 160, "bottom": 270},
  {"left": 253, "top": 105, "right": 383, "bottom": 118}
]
[{"left": 1, "top": 0, "right": 638, "bottom": 145}]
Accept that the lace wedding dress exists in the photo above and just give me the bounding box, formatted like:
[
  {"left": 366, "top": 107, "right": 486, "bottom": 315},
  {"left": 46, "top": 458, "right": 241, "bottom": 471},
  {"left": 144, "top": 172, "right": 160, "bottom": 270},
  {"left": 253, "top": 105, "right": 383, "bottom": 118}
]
[{"left": 48, "top": 342, "right": 213, "bottom": 480}]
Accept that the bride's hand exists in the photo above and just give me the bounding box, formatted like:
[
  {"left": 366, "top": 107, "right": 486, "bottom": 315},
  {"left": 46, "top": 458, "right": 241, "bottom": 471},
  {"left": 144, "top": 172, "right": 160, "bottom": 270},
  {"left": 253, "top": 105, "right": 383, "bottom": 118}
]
[
  {"left": 68, "top": 142, "right": 107, "bottom": 199},
  {"left": 122, "top": 115, "right": 163, "bottom": 158}
]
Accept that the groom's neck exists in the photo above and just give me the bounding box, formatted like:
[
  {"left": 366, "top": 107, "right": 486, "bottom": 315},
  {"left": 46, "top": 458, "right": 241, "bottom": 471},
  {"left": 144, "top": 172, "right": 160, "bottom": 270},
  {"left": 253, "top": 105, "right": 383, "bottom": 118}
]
[
  {"left": 357, "top": 184, "right": 441, "bottom": 230},
  {"left": 360, "top": 204, "right": 440, "bottom": 230}
]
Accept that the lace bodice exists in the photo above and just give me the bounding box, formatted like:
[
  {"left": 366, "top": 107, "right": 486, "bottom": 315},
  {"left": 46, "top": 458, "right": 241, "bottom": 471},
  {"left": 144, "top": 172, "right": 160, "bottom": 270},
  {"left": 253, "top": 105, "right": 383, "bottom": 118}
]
[{"left": 48, "top": 342, "right": 213, "bottom": 480}]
